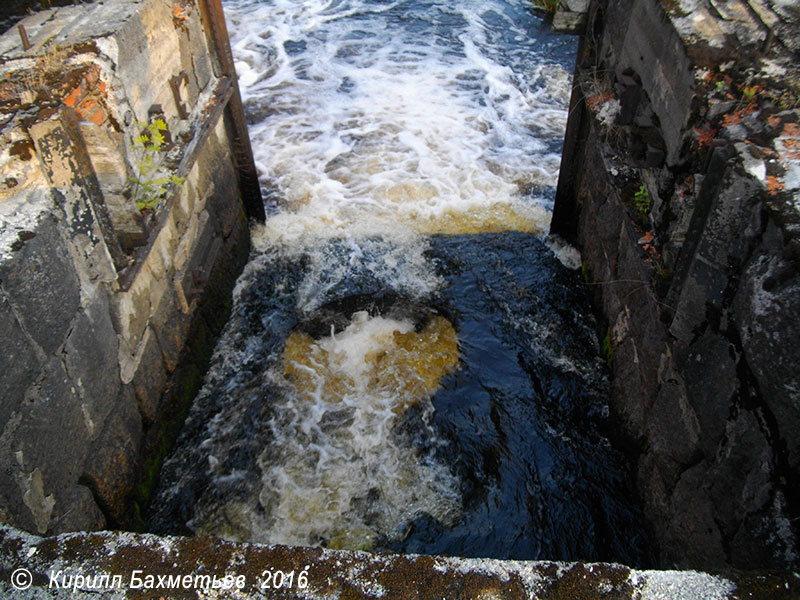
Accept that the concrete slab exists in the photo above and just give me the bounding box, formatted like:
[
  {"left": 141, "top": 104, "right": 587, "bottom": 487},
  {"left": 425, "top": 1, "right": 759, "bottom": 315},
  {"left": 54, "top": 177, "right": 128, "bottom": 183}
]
[{"left": 0, "top": 524, "right": 797, "bottom": 599}]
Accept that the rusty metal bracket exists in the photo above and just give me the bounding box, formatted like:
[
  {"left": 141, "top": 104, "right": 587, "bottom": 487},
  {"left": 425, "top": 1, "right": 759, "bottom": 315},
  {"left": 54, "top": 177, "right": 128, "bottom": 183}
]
[{"left": 169, "top": 71, "right": 190, "bottom": 120}]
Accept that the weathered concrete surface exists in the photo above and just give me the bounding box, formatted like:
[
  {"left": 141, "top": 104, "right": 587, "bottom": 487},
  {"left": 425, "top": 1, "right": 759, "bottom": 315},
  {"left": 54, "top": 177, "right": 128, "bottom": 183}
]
[
  {"left": 0, "top": 0, "right": 250, "bottom": 535},
  {"left": 552, "top": 0, "right": 800, "bottom": 571},
  {"left": 0, "top": 524, "right": 796, "bottom": 599},
  {"left": 552, "top": 0, "right": 590, "bottom": 34}
]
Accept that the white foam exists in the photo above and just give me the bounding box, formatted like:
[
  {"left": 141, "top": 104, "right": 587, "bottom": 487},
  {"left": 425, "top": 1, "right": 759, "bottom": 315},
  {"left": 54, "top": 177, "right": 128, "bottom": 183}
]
[
  {"left": 191, "top": 311, "right": 462, "bottom": 548},
  {"left": 224, "top": 0, "right": 572, "bottom": 242}
]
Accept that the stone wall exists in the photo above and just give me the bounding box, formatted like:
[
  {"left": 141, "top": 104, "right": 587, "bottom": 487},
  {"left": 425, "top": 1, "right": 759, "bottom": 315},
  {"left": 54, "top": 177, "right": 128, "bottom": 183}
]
[
  {"left": 0, "top": 0, "right": 254, "bottom": 534},
  {"left": 552, "top": 0, "right": 800, "bottom": 570}
]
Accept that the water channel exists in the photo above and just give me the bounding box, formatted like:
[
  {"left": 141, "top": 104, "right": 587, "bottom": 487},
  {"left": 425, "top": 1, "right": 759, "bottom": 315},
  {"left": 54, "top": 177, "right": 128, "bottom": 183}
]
[{"left": 149, "top": 0, "right": 650, "bottom": 564}]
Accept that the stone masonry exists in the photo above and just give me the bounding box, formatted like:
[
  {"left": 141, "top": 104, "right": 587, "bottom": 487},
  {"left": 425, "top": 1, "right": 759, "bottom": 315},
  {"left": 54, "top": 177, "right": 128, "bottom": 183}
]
[
  {"left": 552, "top": 0, "right": 800, "bottom": 570},
  {"left": 0, "top": 0, "right": 253, "bottom": 534}
]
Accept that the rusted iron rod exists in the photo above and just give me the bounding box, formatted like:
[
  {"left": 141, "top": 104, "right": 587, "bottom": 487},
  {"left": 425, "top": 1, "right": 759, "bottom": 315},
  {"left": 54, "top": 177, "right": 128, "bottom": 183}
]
[
  {"left": 197, "top": 0, "right": 266, "bottom": 223},
  {"left": 18, "top": 25, "right": 31, "bottom": 50}
]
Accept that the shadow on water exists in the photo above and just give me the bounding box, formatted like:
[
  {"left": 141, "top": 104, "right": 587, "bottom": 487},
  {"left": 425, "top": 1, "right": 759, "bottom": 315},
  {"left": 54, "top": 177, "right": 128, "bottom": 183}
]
[{"left": 388, "top": 233, "right": 650, "bottom": 563}]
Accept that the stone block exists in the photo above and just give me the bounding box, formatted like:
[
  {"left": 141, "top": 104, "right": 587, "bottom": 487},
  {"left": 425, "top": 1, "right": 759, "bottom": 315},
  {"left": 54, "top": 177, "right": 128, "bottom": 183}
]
[
  {"left": 204, "top": 150, "right": 241, "bottom": 239},
  {"left": 611, "top": 0, "right": 694, "bottom": 165},
  {"left": 144, "top": 233, "right": 170, "bottom": 282},
  {"left": 176, "top": 26, "right": 201, "bottom": 108},
  {"left": 679, "top": 333, "right": 737, "bottom": 460},
  {"left": 0, "top": 290, "right": 40, "bottom": 432},
  {"left": 113, "top": 274, "right": 153, "bottom": 350},
  {"left": 186, "top": 4, "right": 214, "bottom": 90},
  {"left": 173, "top": 209, "right": 207, "bottom": 273},
  {"left": 81, "top": 388, "right": 141, "bottom": 525},
  {"left": 132, "top": 327, "right": 168, "bottom": 425},
  {"left": 150, "top": 285, "right": 192, "bottom": 373},
  {"left": 172, "top": 178, "right": 195, "bottom": 228},
  {"left": 610, "top": 336, "right": 649, "bottom": 439},
  {"left": 663, "top": 462, "right": 726, "bottom": 569},
  {"left": 646, "top": 378, "right": 701, "bottom": 467},
  {"left": 552, "top": 10, "right": 587, "bottom": 34},
  {"left": 0, "top": 422, "right": 35, "bottom": 533},
  {"left": 48, "top": 485, "right": 106, "bottom": 534},
  {"left": 734, "top": 221, "right": 800, "bottom": 469},
  {"left": 0, "top": 215, "right": 80, "bottom": 356},
  {"left": 29, "top": 114, "right": 123, "bottom": 280},
  {"left": 636, "top": 452, "right": 673, "bottom": 543},
  {"left": 78, "top": 122, "right": 146, "bottom": 250},
  {"left": 706, "top": 409, "right": 774, "bottom": 539},
  {"left": 63, "top": 289, "right": 122, "bottom": 440},
  {"left": 114, "top": 0, "right": 183, "bottom": 126},
  {"left": 150, "top": 212, "right": 179, "bottom": 276},
  {"left": 10, "top": 357, "right": 92, "bottom": 533},
  {"left": 670, "top": 170, "right": 762, "bottom": 345},
  {"left": 730, "top": 491, "right": 797, "bottom": 570},
  {"left": 146, "top": 263, "right": 170, "bottom": 321}
]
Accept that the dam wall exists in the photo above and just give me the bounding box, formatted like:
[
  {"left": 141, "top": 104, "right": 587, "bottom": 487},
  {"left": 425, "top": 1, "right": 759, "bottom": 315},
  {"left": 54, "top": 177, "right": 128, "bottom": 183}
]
[
  {"left": 0, "top": 0, "right": 798, "bottom": 597},
  {"left": 551, "top": 0, "right": 800, "bottom": 570},
  {"left": 0, "top": 0, "right": 260, "bottom": 533}
]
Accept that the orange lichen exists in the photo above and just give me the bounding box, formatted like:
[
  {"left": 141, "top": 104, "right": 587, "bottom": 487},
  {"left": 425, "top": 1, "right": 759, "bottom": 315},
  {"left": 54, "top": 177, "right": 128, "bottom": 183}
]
[
  {"left": 766, "top": 176, "right": 785, "bottom": 195},
  {"left": 172, "top": 5, "right": 189, "bottom": 27},
  {"left": 779, "top": 138, "right": 800, "bottom": 160},
  {"left": 694, "top": 125, "right": 716, "bottom": 148},
  {"left": 781, "top": 122, "right": 800, "bottom": 137},
  {"left": 586, "top": 91, "right": 612, "bottom": 112},
  {"left": 721, "top": 103, "right": 756, "bottom": 128}
]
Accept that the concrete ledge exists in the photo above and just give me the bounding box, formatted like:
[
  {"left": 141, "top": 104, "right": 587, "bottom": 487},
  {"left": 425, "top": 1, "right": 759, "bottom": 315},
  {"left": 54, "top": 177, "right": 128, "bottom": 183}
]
[{"left": 0, "top": 524, "right": 797, "bottom": 599}]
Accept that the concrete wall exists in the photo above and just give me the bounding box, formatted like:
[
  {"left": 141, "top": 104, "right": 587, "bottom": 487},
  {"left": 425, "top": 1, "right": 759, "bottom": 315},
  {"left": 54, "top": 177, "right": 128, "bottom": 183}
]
[
  {"left": 553, "top": 0, "right": 799, "bottom": 570},
  {"left": 2, "top": 523, "right": 796, "bottom": 600},
  {"left": 0, "top": 0, "right": 251, "bottom": 534}
]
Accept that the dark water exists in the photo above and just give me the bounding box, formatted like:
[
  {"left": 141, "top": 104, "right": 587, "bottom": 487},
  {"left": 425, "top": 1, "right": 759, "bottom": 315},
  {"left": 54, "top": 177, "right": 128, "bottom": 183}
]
[
  {"left": 150, "top": 234, "right": 649, "bottom": 563},
  {"left": 148, "top": 0, "right": 651, "bottom": 564},
  {"left": 395, "top": 234, "right": 647, "bottom": 562}
]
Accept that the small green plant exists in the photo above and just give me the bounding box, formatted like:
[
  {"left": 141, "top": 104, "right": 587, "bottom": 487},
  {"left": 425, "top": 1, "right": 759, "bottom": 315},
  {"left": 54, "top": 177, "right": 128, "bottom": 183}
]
[
  {"left": 634, "top": 184, "right": 650, "bottom": 219},
  {"left": 531, "top": 0, "right": 560, "bottom": 16},
  {"left": 130, "top": 119, "right": 184, "bottom": 212},
  {"left": 741, "top": 86, "right": 757, "bottom": 103}
]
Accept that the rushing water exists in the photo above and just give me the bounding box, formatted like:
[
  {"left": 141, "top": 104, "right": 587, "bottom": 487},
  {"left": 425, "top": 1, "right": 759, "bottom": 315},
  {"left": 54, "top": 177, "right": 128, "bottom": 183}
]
[{"left": 149, "top": 0, "right": 650, "bottom": 563}]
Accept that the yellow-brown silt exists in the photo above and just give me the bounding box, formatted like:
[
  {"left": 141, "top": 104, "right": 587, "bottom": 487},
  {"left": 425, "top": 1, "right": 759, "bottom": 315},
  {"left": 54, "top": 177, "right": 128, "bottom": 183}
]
[{"left": 283, "top": 311, "right": 459, "bottom": 410}]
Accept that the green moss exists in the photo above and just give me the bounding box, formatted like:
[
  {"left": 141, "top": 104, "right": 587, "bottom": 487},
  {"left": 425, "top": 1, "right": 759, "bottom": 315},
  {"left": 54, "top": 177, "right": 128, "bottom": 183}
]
[
  {"left": 601, "top": 331, "right": 615, "bottom": 366},
  {"left": 633, "top": 184, "right": 650, "bottom": 219},
  {"left": 581, "top": 260, "right": 590, "bottom": 283}
]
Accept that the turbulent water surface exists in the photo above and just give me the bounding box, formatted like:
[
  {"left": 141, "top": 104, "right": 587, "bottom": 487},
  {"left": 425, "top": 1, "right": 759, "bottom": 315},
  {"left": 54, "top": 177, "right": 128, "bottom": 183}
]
[{"left": 150, "top": 0, "right": 649, "bottom": 563}]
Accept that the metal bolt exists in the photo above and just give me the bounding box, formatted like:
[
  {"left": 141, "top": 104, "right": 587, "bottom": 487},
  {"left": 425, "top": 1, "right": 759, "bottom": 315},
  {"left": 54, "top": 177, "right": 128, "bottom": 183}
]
[{"left": 18, "top": 25, "right": 31, "bottom": 50}]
